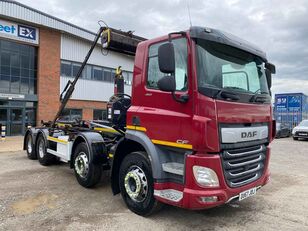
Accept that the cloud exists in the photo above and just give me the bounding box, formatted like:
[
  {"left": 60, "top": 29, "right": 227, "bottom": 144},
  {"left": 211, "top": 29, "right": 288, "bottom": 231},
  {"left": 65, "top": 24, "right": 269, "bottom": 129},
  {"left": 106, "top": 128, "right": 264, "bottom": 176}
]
[{"left": 19, "top": 0, "right": 308, "bottom": 95}]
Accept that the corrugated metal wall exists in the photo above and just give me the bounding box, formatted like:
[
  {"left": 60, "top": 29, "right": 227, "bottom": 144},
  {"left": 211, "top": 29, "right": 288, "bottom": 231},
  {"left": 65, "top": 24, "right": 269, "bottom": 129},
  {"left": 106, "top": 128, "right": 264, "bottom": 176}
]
[
  {"left": 61, "top": 34, "right": 134, "bottom": 70},
  {"left": 61, "top": 76, "right": 132, "bottom": 102},
  {"left": 0, "top": 0, "right": 95, "bottom": 41}
]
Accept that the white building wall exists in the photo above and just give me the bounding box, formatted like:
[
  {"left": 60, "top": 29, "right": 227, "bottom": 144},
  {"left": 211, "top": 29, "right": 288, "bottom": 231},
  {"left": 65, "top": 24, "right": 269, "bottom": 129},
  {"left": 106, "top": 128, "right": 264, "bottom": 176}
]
[
  {"left": 61, "top": 34, "right": 134, "bottom": 70},
  {"left": 60, "top": 34, "right": 134, "bottom": 102},
  {"left": 60, "top": 77, "right": 132, "bottom": 102}
]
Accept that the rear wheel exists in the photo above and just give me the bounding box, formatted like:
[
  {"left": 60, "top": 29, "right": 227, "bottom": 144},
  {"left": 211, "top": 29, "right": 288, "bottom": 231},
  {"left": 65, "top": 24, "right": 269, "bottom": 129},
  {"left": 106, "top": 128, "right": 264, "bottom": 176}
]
[
  {"left": 26, "top": 133, "right": 37, "bottom": 160},
  {"left": 73, "top": 142, "right": 102, "bottom": 188},
  {"left": 119, "top": 151, "right": 162, "bottom": 216},
  {"left": 36, "top": 135, "right": 56, "bottom": 166}
]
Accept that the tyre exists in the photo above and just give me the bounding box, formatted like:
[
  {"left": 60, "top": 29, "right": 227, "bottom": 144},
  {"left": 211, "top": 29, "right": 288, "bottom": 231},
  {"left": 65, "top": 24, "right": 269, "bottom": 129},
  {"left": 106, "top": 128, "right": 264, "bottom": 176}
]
[
  {"left": 25, "top": 133, "right": 37, "bottom": 160},
  {"left": 36, "top": 135, "right": 56, "bottom": 166},
  {"left": 119, "top": 151, "right": 162, "bottom": 216},
  {"left": 73, "top": 142, "right": 102, "bottom": 188},
  {"left": 293, "top": 137, "right": 298, "bottom": 140}
]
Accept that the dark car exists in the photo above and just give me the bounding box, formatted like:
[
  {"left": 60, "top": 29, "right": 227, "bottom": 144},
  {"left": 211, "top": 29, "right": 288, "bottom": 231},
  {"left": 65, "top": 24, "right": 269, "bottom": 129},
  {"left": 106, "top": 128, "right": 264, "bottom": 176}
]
[{"left": 276, "top": 123, "right": 291, "bottom": 138}]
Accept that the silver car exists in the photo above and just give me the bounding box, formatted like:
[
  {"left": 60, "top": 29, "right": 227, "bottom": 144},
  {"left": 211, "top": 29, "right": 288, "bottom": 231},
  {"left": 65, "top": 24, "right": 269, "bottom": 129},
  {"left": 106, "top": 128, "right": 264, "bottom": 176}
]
[{"left": 292, "top": 120, "right": 308, "bottom": 140}]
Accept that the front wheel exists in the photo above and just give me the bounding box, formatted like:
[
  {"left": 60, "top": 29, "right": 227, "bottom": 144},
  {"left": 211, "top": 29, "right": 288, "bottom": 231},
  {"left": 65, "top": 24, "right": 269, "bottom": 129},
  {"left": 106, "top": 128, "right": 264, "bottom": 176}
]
[
  {"left": 293, "top": 137, "right": 298, "bottom": 140},
  {"left": 73, "top": 142, "right": 102, "bottom": 188},
  {"left": 119, "top": 151, "right": 162, "bottom": 216}
]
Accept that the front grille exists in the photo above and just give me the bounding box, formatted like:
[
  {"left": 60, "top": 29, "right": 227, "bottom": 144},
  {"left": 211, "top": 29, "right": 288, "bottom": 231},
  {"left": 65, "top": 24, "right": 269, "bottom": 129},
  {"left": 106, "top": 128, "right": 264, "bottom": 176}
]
[
  {"left": 295, "top": 131, "right": 308, "bottom": 137},
  {"left": 221, "top": 145, "right": 267, "bottom": 188}
]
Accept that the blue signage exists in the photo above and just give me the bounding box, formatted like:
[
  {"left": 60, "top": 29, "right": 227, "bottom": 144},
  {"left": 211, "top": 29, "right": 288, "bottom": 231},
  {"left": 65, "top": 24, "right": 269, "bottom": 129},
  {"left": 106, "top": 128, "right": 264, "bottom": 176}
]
[
  {"left": 0, "top": 19, "right": 39, "bottom": 44},
  {"left": 288, "top": 95, "right": 301, "bottom": 111},
  {"left": 0, "top": 24, "right": 16, "bottom": 34},
  {"left": 18, "top": 25, "right": 36, "bottom": 40},
  {"left": 276, "top": 96, "right": 287, "bottom": 111}
]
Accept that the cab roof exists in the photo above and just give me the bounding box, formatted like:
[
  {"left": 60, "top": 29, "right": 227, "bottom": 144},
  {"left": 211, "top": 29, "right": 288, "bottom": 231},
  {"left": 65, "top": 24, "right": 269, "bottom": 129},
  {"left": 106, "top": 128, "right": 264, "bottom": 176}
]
[{"left": 189, "top": 26, "right": 267, "bottom": 61}]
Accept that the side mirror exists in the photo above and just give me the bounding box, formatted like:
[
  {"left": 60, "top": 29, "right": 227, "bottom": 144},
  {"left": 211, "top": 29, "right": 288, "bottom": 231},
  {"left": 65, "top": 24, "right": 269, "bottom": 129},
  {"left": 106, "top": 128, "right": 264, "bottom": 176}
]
[
  {"left": 265, "top": 62, "right": 275, "bottom": 89},
  {"left": 265, "top": 62, "right": 276, "bottom": 74},
  {"left": 157, "top": 75, "right": 176, "bottom": 92},
  {"left": 265, "top": 69, "right": 272, "bottom": 89},
  {"left": 158, "top": 43, "right": 175, "bottom": 73}
]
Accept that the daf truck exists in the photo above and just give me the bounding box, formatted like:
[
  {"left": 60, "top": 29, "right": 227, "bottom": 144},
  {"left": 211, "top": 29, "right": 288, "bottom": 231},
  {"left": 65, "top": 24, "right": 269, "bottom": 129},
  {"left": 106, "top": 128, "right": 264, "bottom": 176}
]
[{"left": 24, "top": 25, "right": 276, "bottom": 216}]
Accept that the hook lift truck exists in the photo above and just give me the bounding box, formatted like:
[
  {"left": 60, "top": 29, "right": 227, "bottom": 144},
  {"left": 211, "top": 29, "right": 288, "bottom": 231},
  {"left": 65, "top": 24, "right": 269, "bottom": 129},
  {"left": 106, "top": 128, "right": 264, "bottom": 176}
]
[{"left": 24, "top": 24, "right": 276, "bottom": 216}]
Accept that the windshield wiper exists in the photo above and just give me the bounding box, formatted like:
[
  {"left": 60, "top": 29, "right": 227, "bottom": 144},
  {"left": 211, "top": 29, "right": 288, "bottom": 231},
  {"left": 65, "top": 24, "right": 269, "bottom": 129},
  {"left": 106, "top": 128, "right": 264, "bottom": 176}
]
[
  {"left": 250, "top": 92, "right": 269, "bottom": 103},
  {"left": 223, "top": 86, "right": 251, "bottom": 93},
  {"left": 214, "top": 89, "right": 240, "bottom": 101}
]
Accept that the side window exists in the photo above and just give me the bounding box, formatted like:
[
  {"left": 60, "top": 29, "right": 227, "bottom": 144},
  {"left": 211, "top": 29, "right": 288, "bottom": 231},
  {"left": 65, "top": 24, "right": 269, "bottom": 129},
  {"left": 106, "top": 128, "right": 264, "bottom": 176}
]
[{"left": 147, "top": 38, "right": 188, "bottom": 91}]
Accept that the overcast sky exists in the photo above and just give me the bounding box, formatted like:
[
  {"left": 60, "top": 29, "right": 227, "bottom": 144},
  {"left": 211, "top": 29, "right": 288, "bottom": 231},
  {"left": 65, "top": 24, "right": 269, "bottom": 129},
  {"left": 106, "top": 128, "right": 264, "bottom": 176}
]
[{"left": 20, "top": 0, "right": 308, "bottom": 96}]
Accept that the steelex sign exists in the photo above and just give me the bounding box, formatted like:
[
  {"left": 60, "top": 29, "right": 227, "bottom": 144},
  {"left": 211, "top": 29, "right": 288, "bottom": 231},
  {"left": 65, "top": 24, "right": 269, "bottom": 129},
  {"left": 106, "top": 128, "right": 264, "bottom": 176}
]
[{"left": 0, "top": 19, "right": 39, "bottom": 44}]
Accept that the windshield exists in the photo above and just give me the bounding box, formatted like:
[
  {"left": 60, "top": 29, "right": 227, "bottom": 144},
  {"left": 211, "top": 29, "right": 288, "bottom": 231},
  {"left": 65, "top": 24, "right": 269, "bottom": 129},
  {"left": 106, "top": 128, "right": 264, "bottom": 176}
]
[
  {"left": 299, "top": 120, "right": 308, "bottom": 126},
  {"left": 196, "top": 39, "right": 269, "bottom": 98}
]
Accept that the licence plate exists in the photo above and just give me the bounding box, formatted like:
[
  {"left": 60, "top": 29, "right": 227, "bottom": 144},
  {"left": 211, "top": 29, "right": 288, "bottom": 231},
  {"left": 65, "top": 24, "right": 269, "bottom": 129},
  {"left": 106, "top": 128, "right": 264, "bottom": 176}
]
[
  {"left": 299, "top": 133, "right": 307, "bottom": 136},
  {"left": 239, "top": 187, "right": 257, "bottom": 201}
]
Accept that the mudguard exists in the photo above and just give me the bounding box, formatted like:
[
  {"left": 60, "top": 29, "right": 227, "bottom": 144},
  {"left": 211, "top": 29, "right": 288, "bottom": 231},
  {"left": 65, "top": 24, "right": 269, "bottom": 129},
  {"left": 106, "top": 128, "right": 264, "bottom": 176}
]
[
  {"left": 23, "top": 127, "right": 48, "bottom": 150},
  {"left": 70, "top": 132, "right": 108, "bottom": 168}
]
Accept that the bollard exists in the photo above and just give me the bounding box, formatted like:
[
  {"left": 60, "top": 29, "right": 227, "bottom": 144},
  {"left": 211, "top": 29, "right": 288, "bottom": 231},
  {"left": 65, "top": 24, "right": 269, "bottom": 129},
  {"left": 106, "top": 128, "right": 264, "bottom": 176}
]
[{"left": 1, "top": 125, "right": 6, "bottom": 141}]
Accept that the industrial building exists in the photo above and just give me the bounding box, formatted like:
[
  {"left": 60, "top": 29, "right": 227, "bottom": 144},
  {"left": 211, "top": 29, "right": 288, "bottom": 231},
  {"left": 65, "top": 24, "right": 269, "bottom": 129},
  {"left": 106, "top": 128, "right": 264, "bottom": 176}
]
[
  {"left": 274, "top": 93, "right": 308, "bottom": 129},
  {"left": 0, "top": 0, "right": 144, "bottom": 136}
]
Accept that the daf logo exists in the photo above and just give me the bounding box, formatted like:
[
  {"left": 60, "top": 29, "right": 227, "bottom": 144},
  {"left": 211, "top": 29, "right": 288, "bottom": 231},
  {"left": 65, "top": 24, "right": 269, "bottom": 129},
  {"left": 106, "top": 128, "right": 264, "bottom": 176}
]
[{"left": 241, "top": 131, "right": 257, "bottom": 138}]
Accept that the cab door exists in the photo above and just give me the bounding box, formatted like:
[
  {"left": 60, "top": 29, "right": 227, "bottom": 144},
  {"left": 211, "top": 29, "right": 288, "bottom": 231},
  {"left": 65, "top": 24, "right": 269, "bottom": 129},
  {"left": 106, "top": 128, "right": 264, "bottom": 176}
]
[{"left": 136, "top": 37, "right": 193, "bottom": 147}]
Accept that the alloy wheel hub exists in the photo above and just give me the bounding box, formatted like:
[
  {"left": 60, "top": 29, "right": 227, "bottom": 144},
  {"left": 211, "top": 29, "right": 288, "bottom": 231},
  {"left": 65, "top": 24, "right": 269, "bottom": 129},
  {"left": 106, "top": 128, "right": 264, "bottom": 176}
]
[
  {"left": 38, "top": 140, "right": 45, "bottom": 158},
  {"left": 124, "top": 166, "right": 148, "bottom": 202},
  {"left": 74, "top": 152, "right": 89, "bottom": 178},
  {"left": 27, "top": 136, "right": 32, "bottom": 153}
]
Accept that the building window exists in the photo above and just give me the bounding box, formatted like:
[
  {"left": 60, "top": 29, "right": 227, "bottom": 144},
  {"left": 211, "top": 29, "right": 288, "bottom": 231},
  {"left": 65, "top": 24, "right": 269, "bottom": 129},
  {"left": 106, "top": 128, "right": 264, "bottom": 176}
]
[
  {"left": 60, "top": 60, "right": 133, "bottom": 85},
  {"left": 60, "top": 108, "right": 82, "bottom": 121},
  {"left": 93, "top": 109, "right": 107, "bottom": 120},
  {"left": 60, "top": 61, "right": 72, "bottom": 77},
  {"left": 0, "top": 39, "right": 37, "bottom": 95}
]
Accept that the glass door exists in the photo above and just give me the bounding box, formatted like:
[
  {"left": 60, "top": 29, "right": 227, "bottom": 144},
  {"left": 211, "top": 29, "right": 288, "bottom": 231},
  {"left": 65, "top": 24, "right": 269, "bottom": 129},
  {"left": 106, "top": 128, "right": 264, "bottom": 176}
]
[{"left": 9, "top": 108, "right": 24, "bottom": 136}]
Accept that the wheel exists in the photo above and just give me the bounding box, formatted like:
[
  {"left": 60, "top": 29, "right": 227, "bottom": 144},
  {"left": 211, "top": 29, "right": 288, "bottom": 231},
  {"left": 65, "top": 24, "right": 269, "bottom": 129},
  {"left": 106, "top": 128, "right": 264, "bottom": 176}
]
[
  {"left": 119, "top": 151, "right": 162, "bottom": 216},
  {"left": 293, "top": 137, "right": 298, "bottom": 140},
  {"left": 26, "top": 133, "right": 37, "bottom": 160},
  {"left": 36, "top": 135, "right": 56, "bottom": 166},
  {"left": 73, "top": 142, "right": 102, "bottom": 188}
]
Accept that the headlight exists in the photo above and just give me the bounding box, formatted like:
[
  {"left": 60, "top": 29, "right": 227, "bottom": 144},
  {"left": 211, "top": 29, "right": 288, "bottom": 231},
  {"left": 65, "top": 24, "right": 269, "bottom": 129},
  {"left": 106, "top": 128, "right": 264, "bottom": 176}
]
[
  {"left": 193, "top": 166, "right": 219, "bottom": 187},
  {"left": 292, "top": 128, "right": 297, "bottom": 135}
]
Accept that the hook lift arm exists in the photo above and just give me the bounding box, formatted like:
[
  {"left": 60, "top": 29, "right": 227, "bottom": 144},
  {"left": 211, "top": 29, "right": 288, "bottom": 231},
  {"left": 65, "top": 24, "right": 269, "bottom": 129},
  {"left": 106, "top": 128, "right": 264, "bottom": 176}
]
[{"left": 51, "top": 26, "right": 110, "bottom": 128}]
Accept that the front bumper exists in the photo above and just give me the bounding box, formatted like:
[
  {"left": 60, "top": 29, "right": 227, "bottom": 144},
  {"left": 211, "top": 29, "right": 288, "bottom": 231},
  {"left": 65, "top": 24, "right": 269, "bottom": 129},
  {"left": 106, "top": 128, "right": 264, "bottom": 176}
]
[
  {"left": 154, "top": 148, "right": 271, "bottom": 209},
  {"left": 293, "top": 131, "right": 308, "bottom": 138}
]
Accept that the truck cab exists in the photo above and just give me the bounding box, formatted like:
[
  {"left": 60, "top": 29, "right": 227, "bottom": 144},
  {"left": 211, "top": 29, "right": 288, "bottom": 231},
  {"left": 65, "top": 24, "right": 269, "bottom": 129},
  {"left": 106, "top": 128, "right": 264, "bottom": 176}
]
[{"left": 112, "top": 26, "right": 275, "bottom": 214}]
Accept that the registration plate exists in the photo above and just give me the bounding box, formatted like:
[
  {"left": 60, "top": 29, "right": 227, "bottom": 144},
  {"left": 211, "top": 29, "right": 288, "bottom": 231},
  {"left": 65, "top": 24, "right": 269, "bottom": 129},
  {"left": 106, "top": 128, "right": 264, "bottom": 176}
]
[
  {"left": 298, "top": 133, "right": 307, "bottom": 136},
  {"left": 239, "top": 187, "right": 257, "bottom": 201}
]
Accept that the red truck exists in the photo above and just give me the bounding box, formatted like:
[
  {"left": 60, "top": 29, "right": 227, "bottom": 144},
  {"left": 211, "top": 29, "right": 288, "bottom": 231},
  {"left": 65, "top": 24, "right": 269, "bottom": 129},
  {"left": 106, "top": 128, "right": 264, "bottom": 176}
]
[{"left": 24, "top": 26, "right": 276, "bottom": 216}]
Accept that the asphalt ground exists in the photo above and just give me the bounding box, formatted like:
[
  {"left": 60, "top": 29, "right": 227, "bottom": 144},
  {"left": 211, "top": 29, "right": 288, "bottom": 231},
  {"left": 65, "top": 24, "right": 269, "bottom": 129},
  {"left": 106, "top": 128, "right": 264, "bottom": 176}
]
[{"left": 0, "top": 137, "right": 307, "bottom": 231}]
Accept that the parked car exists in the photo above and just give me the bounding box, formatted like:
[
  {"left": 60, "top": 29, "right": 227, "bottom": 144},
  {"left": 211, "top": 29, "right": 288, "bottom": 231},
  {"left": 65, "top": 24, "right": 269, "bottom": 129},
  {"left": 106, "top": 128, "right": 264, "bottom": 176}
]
[
  {"left": 275, "top": 122, "right": 291, "bottom": 138},
  {"left": 292, "top": 120, "right": 308, "bottom": 140}
]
